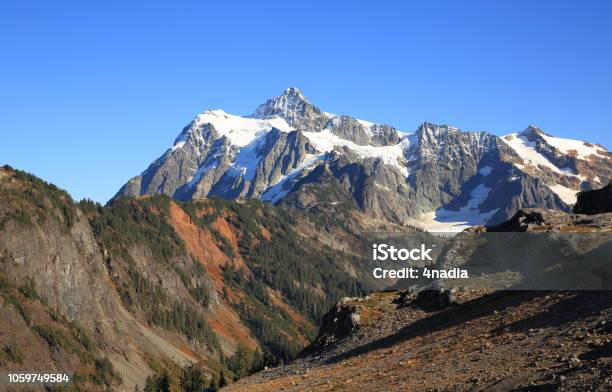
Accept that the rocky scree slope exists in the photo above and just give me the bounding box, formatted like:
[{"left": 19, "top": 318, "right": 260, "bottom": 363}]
[
  {"left": 114, "top": 87, "right": 611, "bottom": 230},
  {"left": 226, "top": 290, "right": 611, "bottom": 391},
  {"left": 225, "top": 188, "right": 612, "bottom": 391},
  {"left": 0, "top": 166, "right": 387, "bottom": 391}
]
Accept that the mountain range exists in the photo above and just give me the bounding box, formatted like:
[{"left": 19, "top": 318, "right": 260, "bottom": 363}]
[
  {"left": 1, "top": 87, "right": 611, "bottom": 391},
  {"left": 114, "top": 87, "right": 611, "bottom": 232}
]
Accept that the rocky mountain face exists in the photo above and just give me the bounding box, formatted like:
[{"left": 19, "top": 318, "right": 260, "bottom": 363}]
[
  {"left": 0, "top": 166, "right": 388, "bottom": 391},
  {"left": 252, "top": 87, "right": 330, "bottom": 132},
  {"left": 114, "top": 88, "right": 611, "bottom": 231}
]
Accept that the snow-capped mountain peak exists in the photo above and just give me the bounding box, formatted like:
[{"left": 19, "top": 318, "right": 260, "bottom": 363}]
[
  {"left": 282, "top": 86, "right": 306, "bottom": 99},
  {"left": 252, "top": 87, "right": 310, "bottom": 119},
  {"left": 115, "top": 89, "right": 611, "bottom": 233},
  {"left": 251, "top": 87, "right": 330, "bottom": 131},
  {"left": 539, "top": 133, "right": 608, "bottom": 160},
  {"left": 520, "top": 124, "right": 544, "bottom": 136},
  {"left": 502, "top": 126, "right": 608, "bottom": 166}
]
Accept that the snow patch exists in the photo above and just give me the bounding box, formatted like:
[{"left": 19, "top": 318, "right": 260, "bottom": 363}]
[
  {"left": 478, "top": 166, "right": 493, "bottom": 176},
  {"left": 303, "top": 129, "right": 413, "bottom": 177},
  {"left": 417, "top": 182, "right": 497, "bottom": 233},
  {"left": 186, "top": 161, "right": 217, "bottom": 189},
  {"left": 356, "top": 118, "right": 375, "bottom": 135},
  {"left": 227, "top": 136, "right": 265, "bottom": 181},
  {"left": 417, "top": 208, "right": 499, "bottom": 234},
  {"left": 176, "top": 110, "right": 295, "bottom": 182},
  {"left": 323, "top": 111, "right": 338, "bottom": 118},
  {"left": 540, "top": 134, "right": 608, "bottom": 159},
  {"left": 261, "top": 154, "right": 323, "bottom": 203},
  {"left": 547, "top": 183, "right": 578, "bottom": 205},
  {"left": 501, "top": 133, "right": 579, "bottom": 177},
  {"left": 170, "top": 141, "right": 186, "bottom": 152},
  {"left": 193, "top": 109, "right": 293, "bottom": 147},
  {"left": 466, "top": 184, "right": 491, "bottom": 209}
]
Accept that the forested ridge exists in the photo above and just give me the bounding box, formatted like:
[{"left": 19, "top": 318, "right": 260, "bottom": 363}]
[{"left": 0, "top": 165, "right": 379, "bottom": 390}]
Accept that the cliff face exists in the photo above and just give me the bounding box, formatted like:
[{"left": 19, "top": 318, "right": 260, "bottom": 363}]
[
  {"left": 0, "top": 166, "right": 385, "bottom": 391},
  {"left": 0, "top": 168, "right": 132, "bottom": 391}
]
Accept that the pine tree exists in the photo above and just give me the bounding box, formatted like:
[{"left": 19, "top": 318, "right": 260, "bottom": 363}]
[
  {"left": 210, "top": 373, "right": 218, "bottom": 387},
  {"left": 251, "top": 349, "right": 264, "bottom": 373},
  {"left": 229, "top": 344, "right": 253, "bottom": 379},
  {"left": 157, "top": 372, "right": 170, "bottom": 392},
  {"left": 180, "top": 364, "right": 206, "bottom": 392},
  {"left": 219, "top": 372, "right": 227, "bottom": 388},
  {"left": 143, "top": 376, "right": 157, "bottom": 392}
]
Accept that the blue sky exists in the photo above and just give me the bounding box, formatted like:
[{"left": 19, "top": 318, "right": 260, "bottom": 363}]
[{"left": 1, "top": 1, "right": 611, "bottom": 203}]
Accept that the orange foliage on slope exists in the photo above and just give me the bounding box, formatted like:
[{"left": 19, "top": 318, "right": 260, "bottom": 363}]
[
  {"left": 167, "top": 202, "right": 257, "bottom": 349},
  {"left": 212, "top": 216, "right": 250, "bottom": 274}
]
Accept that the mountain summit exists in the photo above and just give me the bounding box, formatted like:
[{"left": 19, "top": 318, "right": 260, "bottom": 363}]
[
  {"left": 251, "top": 87, "right": 329, "bottom": 130},
  {"left": 252, "top": 86, "right": 308, "bottom": 118},
  {"left": 114, "top": 88, "right": 611, "bottom": 230}
]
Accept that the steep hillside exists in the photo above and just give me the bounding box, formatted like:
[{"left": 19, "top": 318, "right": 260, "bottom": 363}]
[
  {"left": 0, "top": 166, "right": 390, "bottom": 391},
  {"left": 114, "top": 88, "right": 610, "bottom": 231},
  {"left": 225, "top": 194, "right": 612, "bottom": 391},
  {"left": 226, "top": 290, "right": 612, "bottom": 391}
]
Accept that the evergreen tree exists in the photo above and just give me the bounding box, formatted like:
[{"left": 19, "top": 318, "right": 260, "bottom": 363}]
[
  {"left": 251, "top": 349, "right": 264, "bottom": 373},
  {"left": 157, "top": 372, "right": 170, "bottom": 392},
  {"left": 209, "top": 373, "right": 218, "bottom": 388},
  {"left": 219, "top": 372, "right": 227, "bottom": 388},
  {"left": 180, "top": 364, "right": 206, "bottom": 392},
  {"left": 228, "top": 344, "right": 253, "bottom": 379},
  {"left": 143, "top": 375, "right": 157, "bottom": 392}
]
